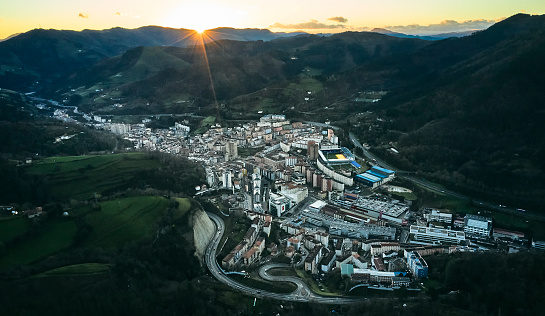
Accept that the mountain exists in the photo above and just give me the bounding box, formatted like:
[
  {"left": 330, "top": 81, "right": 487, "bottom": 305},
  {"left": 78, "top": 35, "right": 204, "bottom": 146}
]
[
  {"left": 356, "top": 13, "right": 545, "bottom": 208},
  {"left": 371, "top": 28, "right": 441, "bottom": 41},
  {"left": 0, "top": 33, "right": 21, "bottom": 42},
  {"left": 372, "top": 28, "right": 478, "bottom": 40},
  {"left": 58, "top": 32, "right": 430, "bottom": 114},
  {"left": 0, "top": 26, "right": 304, "bottom": 92},
  {"left": 205, "top": 27, "right": 306, "bottom": 41},
  {"left": 428, "top": 30, "right": 478, "bottom": 39}
]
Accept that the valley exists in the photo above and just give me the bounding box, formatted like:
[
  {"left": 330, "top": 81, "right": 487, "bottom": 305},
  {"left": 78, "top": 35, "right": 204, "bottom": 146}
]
[{"left": 1, "top": 12, "right": 545, "bottom": 315}]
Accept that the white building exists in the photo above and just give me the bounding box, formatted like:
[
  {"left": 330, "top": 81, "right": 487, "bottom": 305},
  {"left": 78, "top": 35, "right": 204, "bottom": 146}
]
[
  {"left": 269, "top": 192, "right": 292, "bottom": 217},
  {"left": 425, "top": 209, "right": 453, "bottom": 224},
  {"left": 410, "top": 225, "right": 466, "bottom": 244},
  {"left": 464, "top": 214, "right": 492, "bottom": 237}
]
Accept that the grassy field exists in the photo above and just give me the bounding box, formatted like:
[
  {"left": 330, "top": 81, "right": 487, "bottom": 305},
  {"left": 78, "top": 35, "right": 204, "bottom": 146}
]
[
  {"left": 285, "top": 78, "right": 324, "bottom": 97},
  {"left": 0, "top": 219, "right": 77, "bottom": 269},
  {"left": 84, "top": 196, "right": 171, "bottom": 248},
  {"left": 27, "top": 153, "right": 161, "bottom": 200},
  {"left": 36, "top": 263, "right": 111, "bottom": 277},
  {"left": 195, "top": 116, "right": 216, "bottom": 134},
  {"left": 295, "top": 268, "right": 341, "bottom": 296},
  {"left": 173, "top": 198, "right": 192, "bottom": 221},
  {"left": 0, "top": 217, "right": 29, "bottom": 243},
  {"left": 229, "top": 273, "right": 297, "bottom": 294},
  {"left": 391, "top": 191, "right": 418, "bottom": 201},
  {"left": 267, "top": 267, "right": 298, "bottom": 277},
  {"left": 238, "top": 146, "right": 264, "bottom": 157}
]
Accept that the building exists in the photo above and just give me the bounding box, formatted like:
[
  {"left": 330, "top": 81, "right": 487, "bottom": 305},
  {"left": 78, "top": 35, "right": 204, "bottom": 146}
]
[
  {"left": 425, "top": 209, "right": 453, "bottom": 224},
  {"left": 410, "top": 225, "right": 466, "bottom": 244},
  {"left": 355, "top": 166, "right": 395, "bottom": 188},
  {"left": 405, "top": 251, "right": 428, "bottom": 279},
  {"left": 269, "top": 192, "right": 292, "bottom": 217},
  {"left": 307, "top": 141, "right": 319, "bottom": 160},
  {"left": 493, "top": 228, "right": 524, "bottom": 241},
  {"left": 320, "top": 250, "right": 337, "bottom": 273},
  {"left": 223, "top": 170, "right": 232, "bottom": 188},
  {"left": 532, "top": 240, "right": 545, "bottom": 250},
  {"left": 304, "top": 245, "right": 325, "bottom": 274},
  {"left": 464, "top": 214, "right": 492, "bottom": 237},
  {"left": 226, "top": 141, "right": 238, "bottom": 161}
]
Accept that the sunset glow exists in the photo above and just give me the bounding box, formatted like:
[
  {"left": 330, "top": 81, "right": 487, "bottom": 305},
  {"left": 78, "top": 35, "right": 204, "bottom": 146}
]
[
  {"left": 1, "top": 0, "right": 545, "bottom": 39},
  {"left": 162, "top": 2, "right": 245, "bottom": 33}
]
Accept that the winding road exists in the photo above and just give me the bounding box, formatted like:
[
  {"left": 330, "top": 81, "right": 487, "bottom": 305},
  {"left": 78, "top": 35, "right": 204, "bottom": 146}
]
[{"left": 204, "top": 212, "right": 366, "bottom": 304}]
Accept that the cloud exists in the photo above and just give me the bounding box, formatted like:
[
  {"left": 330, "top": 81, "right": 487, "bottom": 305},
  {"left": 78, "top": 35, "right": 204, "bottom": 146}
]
[
  {"left": 113, "top": 11, "right": 140, "bottom": 19},
  {"left": 270, "top": 19, "right": 345, "bottom": 30},
  {"left": 383, "top": 19, "right": 500, "bottom": 35},
  {"left": 328, "top": 16, "right": 348, "bottom": 23},
  {"left": 78, "top": 13, "right": 89, "bottom": 19}
]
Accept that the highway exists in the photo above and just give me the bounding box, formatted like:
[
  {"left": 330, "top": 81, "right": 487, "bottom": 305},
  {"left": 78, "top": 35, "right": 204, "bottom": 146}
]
[{"left": 204, "top": 212, "right": 367, "bottom": 304}]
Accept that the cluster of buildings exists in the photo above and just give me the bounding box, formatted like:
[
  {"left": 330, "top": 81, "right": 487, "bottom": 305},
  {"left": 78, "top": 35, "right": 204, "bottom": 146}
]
[
  {"left": 222, "top": 212, "right": 272, "bottom": 269},
  {"left": 278, "top": 216, "right": 446, "bottom": 289}
]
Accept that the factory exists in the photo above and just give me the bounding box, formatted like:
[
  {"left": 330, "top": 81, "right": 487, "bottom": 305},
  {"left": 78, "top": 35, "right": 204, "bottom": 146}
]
[{"left": 355, "top": 166, "right": 395, "bottom": 188}]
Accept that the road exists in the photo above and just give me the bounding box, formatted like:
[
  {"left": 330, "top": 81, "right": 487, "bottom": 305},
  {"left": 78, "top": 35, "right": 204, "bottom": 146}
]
[{"left": 204, "top": 212, "right": 366, "bottom": 304}]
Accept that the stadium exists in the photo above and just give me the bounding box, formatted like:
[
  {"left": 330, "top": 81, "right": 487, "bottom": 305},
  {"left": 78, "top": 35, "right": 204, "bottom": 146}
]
[{"left": 318, "top": 147, "right": 360, "bottom": 168}]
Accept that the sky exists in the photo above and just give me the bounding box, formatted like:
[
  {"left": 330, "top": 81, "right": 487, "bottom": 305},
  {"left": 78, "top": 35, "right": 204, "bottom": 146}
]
[{"left": 1, "top": 0, "right": 545, "bottom": 39}]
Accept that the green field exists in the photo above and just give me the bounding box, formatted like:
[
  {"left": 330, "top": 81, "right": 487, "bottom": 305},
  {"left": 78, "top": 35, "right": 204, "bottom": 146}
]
[
  {"left": 173, "top": 198, "right": 192, "bottom": 221},
  {"left": 27, "top": 153, "right": 161, "bottom": 200},
  {"left": 295, "top": 268, "right": 341, "bottom": 296},
  {"left": 84, "top": 196, "right": 170, "bottom": 247},
  {"left": 36, "top": 263, "right": 111, "bottom": 277},
  {"left": 238, "top": 146, "right": 264, "bottom": 157},
  {"left": 0, "top": 220, "right": 77, "bottom": 268},
  {"left": 195, "top": 116, "right": 217, "bottom": 134},
  {"left": 284, "top": 78, "right": 324, "bottom": 97},
  {"left": 0, "top": 217, "right": 29, "bottom": 243},
  {"left": 230, "top": 273, "right": 297, "bottom": 294}
]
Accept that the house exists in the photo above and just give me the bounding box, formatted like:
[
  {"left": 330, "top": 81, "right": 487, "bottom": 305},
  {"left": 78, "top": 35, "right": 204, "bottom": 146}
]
[{"left": 27, "top": 207, "right": 43, "bottom": 219}]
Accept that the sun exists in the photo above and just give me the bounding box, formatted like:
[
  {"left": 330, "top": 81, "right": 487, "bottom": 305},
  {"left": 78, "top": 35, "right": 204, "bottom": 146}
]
[{"left": 162, "top": 2, "right": 244, "bottom": 32}]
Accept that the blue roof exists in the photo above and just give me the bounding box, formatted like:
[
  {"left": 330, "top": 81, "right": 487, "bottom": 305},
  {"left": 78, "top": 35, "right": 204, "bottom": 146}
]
[
  {"left": 351, "top": 161, "right": 361, "bottom": 168},
  {"left": 356, "top": 174, "right": 380, "bottom": 183},
  {"left": 371, "top": 166, "right": 395, "bottom": 174},
  {"left": 368, "top": 170, "right": 387, "bottom": 179}
]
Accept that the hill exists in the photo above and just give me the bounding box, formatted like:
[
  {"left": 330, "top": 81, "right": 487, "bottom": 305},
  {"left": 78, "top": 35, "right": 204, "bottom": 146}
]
[
  {"left": 0, "top": 89, "right": 128, "bottom": 159},
  {"left": 355, "top": 14, "right": 545, "bottom": 208},
  {"left": 61, "top": 32, "right": 430, "bottom": 115},
  {"left": 0, "top": 26, "right": 304, "bottom": 92}
]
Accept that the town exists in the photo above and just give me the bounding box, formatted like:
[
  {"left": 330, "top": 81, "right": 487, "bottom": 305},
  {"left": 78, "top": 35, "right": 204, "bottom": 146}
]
[{"left": 46, "top": 104, "right": 541, "bottom": 294}]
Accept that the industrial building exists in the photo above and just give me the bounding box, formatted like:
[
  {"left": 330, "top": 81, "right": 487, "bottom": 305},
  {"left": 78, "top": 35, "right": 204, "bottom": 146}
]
[
  {"left": 464, "top": 214, "right": 492, "bottom": 237},
  {"left": 355, "top": 166, "right": 395, "bottom": 188},
  {"left": 425, "top": 209, "right": 453, "bottom": 224},
  {"left": 328, "top": 196, "right": 409, "bottom": 225},
  {"left": 299, "top": 208, "right": 397, "bottom": 240},
  {"left": 410, "top": 225, "right": 466, "bottom": 244}
]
